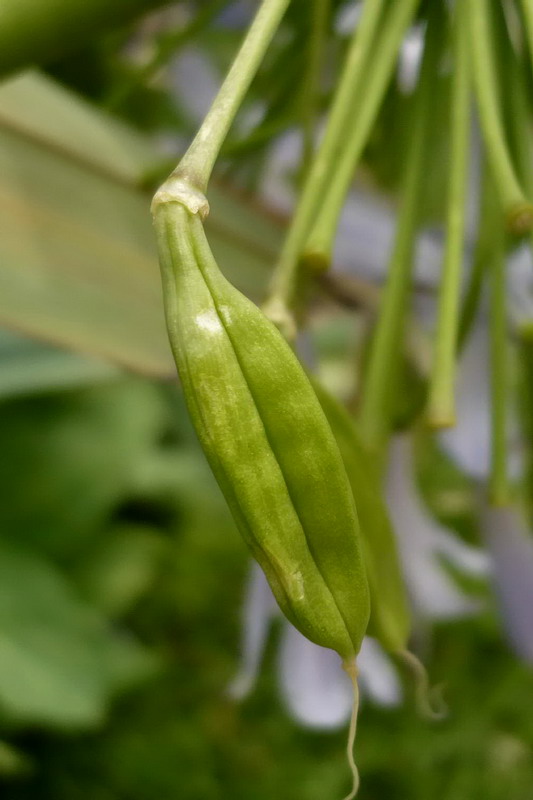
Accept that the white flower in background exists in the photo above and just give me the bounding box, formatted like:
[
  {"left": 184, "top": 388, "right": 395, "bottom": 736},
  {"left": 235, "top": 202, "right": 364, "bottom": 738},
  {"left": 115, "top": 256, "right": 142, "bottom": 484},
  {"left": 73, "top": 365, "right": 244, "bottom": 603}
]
[
  {"left": 481, "top": 505, "right": 533, "bottom": 665},
  {"left": 165, "top": 5, "right": 533, "bottom": 721},
  {"left": 434, "top": 292, "right": 533, "bottom": 666},
  {"left": 334, "top": 1, "right": 363, "bottom": 37},
  {"left": 168, "top": 46, "right": 220, "bottom": 126},
  {"left": 228, "top": 563, "right": 401, "bottom": 729},
  {"left": 260, "top": 129, "right": 301, "bottom": 214},
  {"left": 386, "top": 434, "right": 490, "bottom": 621},
  {"left": 278, "top": 627, "right": 401, "bottom": 727},
  {"left": 507, "top": 243, "right": 533, "bottom": 328},
  {"left": 439, "top": 323, "right": 523, "bottom": 480},
  {"left": 225, "top": 168, "right": 492, "bottom": 728},
  {"left": 227, "top": 432, "right": 490, "bottom": 729},
  {"left": 397, "top": 23, "right": 424, "bottom": 93}
]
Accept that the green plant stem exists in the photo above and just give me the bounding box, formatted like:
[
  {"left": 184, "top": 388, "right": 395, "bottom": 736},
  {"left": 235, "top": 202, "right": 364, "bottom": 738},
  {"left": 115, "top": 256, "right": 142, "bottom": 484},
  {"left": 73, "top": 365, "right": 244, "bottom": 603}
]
[
  {"left": 427, "top": 2, "right": 471, "bottom": 428},
  {"left": 455, "top": 246, "right": 486, "bottom": 352},
  {"left": 223, "top": 38, "right": 305, "bottom": 160},
  {"left": 357, "top": 11, "right": 441, "bottom": 453},
  {"left": 489, "top": 223, "right": 510, "bottom": 506},
  {"left": 302, "top": 0, "right": 421, "bottom": 265},
  {"left": 162, "top": 0, "right": 290, "bottom": 194},
  {"left": 519, "top": 0, "right": 533, "bottom": 73},
  {"left": 263, "top": 0, "right": 386, "bottom": 324},
  {"left": 456, "top": 160, "right": 506, "bottom": 352},
  {"left": 505, "top": 54, "right": 533, "bottom": 329},
  {"left": 468, "top": 0, "right": 533, "bottom": 235},
  {"left": 504, "top": 41, "right": 533, "bottom": 199},
  {"left": 300, "top": 0, "right": 331, "bottom": 177}
]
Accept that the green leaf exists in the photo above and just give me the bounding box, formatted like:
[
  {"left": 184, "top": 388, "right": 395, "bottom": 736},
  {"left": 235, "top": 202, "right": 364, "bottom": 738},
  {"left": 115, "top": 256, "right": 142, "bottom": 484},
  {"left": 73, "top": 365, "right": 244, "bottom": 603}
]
[
  {"left": 0, "top": 71, "right": 160, "bottom": 184},
  {"left": 76, "top": 525, "right": 165, "bottom": 619},
  {"left": 0, "top": 379, "right": 167, "bottom": 557},
  {"left": 0, "top": 72, "right": 283, "bottom": 376},
  {"left": 0, "top": 542, "right": 157, "bottom": 729},
  {"left": 0, "top": 328, "right": 120, "bottom": 398}
]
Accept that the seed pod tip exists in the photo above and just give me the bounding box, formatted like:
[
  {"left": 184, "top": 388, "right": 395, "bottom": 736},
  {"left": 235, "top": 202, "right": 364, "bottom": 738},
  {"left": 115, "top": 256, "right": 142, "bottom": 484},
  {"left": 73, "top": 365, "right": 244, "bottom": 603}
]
[{"left": 506, "top": 201, "right": 533, "bottom": 237}]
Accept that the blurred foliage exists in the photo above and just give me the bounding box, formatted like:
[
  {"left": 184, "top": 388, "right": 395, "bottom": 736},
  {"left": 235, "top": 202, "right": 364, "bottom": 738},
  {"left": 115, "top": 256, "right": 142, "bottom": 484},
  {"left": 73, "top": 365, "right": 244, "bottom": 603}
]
[{"left": 0, "top": 368, "right": 532, "bottom": 800}]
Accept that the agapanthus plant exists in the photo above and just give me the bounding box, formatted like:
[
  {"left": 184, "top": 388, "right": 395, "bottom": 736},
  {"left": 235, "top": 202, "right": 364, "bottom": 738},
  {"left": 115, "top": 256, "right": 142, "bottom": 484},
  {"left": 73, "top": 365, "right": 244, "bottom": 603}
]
[{"left": 148, "top": 1, "right": 533, "bottom": 796}]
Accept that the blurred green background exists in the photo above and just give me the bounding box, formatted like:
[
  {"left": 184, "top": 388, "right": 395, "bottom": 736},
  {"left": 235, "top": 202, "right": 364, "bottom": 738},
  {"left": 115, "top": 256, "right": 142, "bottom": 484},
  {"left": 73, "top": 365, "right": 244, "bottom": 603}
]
[
  {"left": 1, "top": 362, "right": 533, "bottom": 800},
  {"left": 1, "top": 1, "right": 533, "bottom": 798}
]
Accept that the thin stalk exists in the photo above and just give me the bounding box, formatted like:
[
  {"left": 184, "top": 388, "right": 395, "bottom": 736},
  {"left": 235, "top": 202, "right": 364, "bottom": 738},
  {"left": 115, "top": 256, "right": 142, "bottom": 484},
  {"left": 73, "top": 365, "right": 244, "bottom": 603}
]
[
  {"left": 341, "top": 660, "right": 360, "bottom": 800},
  {"left": 504, "top": 36, "right": 533, "bottom": 199},
  {"left": 505, "top": 46, "right": 533, "bottom": 331},
  {"left": 489, "top": 223, "right": 510, "bottom": 505},
  {"left": 488, "top": 0, "right": 533, "bottom": 198},
  {"left": 263, "top": 0, "right": 386, "bottom": 325},
  {"left": 159, "top": 0, "right": 291, "bottom": 195},
  {"left": 427, "top": 1, "right": 471, "bottom": 428},
  {"left": 224, "top": 37, "right": 305, "bottom": 157},
  {"left": 357, "top": 10, "right": 441, "bottom": 452},
  {"left": 519, "top": 0, "right": 533, "bottom": 74},
  {"left": 456, "top": 161, "right": 494, "bottom": 351},
  {"left": 455, "top": 249, "right": 486, "bottom": 352},
  {"left": 300, "top": 0, "right": 331, "bottom": 177},
  {"left": 302, "top": 0, "right": 422, "bottom": 264},
  {"left": 468, "top": 0, "right": 533, "bottom": 234}
]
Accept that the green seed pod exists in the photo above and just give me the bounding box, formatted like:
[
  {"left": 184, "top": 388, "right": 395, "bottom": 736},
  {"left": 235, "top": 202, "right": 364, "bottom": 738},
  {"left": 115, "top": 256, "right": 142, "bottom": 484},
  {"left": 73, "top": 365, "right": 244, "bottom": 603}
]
[
  {"left": 153, "top": 199, "right": 370, "bottom": 662},
  {"left": 310, "top": 379, "right": 410, "bottom": 654},
  {"left": 312, "top": 384, "right": 445, "bottom": 720}
]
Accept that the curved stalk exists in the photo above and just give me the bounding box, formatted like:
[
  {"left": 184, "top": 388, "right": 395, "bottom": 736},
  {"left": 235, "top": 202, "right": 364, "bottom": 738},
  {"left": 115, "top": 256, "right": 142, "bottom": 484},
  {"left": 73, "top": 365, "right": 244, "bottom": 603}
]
[
  {"left": 300, "top": 0, "right": 331, "bottom": 176},
  {"left": 158, "top": 0, "right": 291, "bottom": 196}
]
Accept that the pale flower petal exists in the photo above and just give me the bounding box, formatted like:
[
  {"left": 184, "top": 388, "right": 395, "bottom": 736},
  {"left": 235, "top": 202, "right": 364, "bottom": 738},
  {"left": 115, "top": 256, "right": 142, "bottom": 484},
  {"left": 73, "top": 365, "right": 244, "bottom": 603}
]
[
  {"left": 398, "top": 24, "right": 424, "bottom": 93},
  {"left": 482, "top": 505, "right": 533, "bottom": 664},
  {"left": 227, "top": 562, "right": 278, "bottom": 700},
  {"left": 439, "top": 325, "right": 522, "bottom": 480},
  {"left": 507, "top": 244, "right": 533, "bottom": 327},
  {"left": 334, "top": 1, "right": 363, "bottom": 37},
  {"left": 431, "top": 527, "right": 492, "bottom": 577},
  {"left": 261, "top": 129, "right": 301, "bottom": 213},
  {"left": 278, "top": 623, "right": 353, "bottom": 729},
  {"left": 386, "top": 435, "right": 482, "bottom": 619},
  {"left": 168, "top": 46, "right": 220, "bottom": 125},
  {"left": 357, "top": 637, "right": 402, "bottom": 707},
  {"left": 439, "top": 326, "right": 491, "bottom": 478}
]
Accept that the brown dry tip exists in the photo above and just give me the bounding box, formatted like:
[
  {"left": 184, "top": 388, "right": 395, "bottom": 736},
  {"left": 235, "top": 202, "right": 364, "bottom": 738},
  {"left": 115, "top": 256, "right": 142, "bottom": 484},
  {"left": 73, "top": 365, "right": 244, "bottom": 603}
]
[
  {"left": 426, "top": 412, "right": 457, "bottom": 431},
  {"left": 506, "top": 202, "right": 533, "bottom": 237},
  {"left": 300, "top": 249, "right": 331, "bottom": 275}
]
